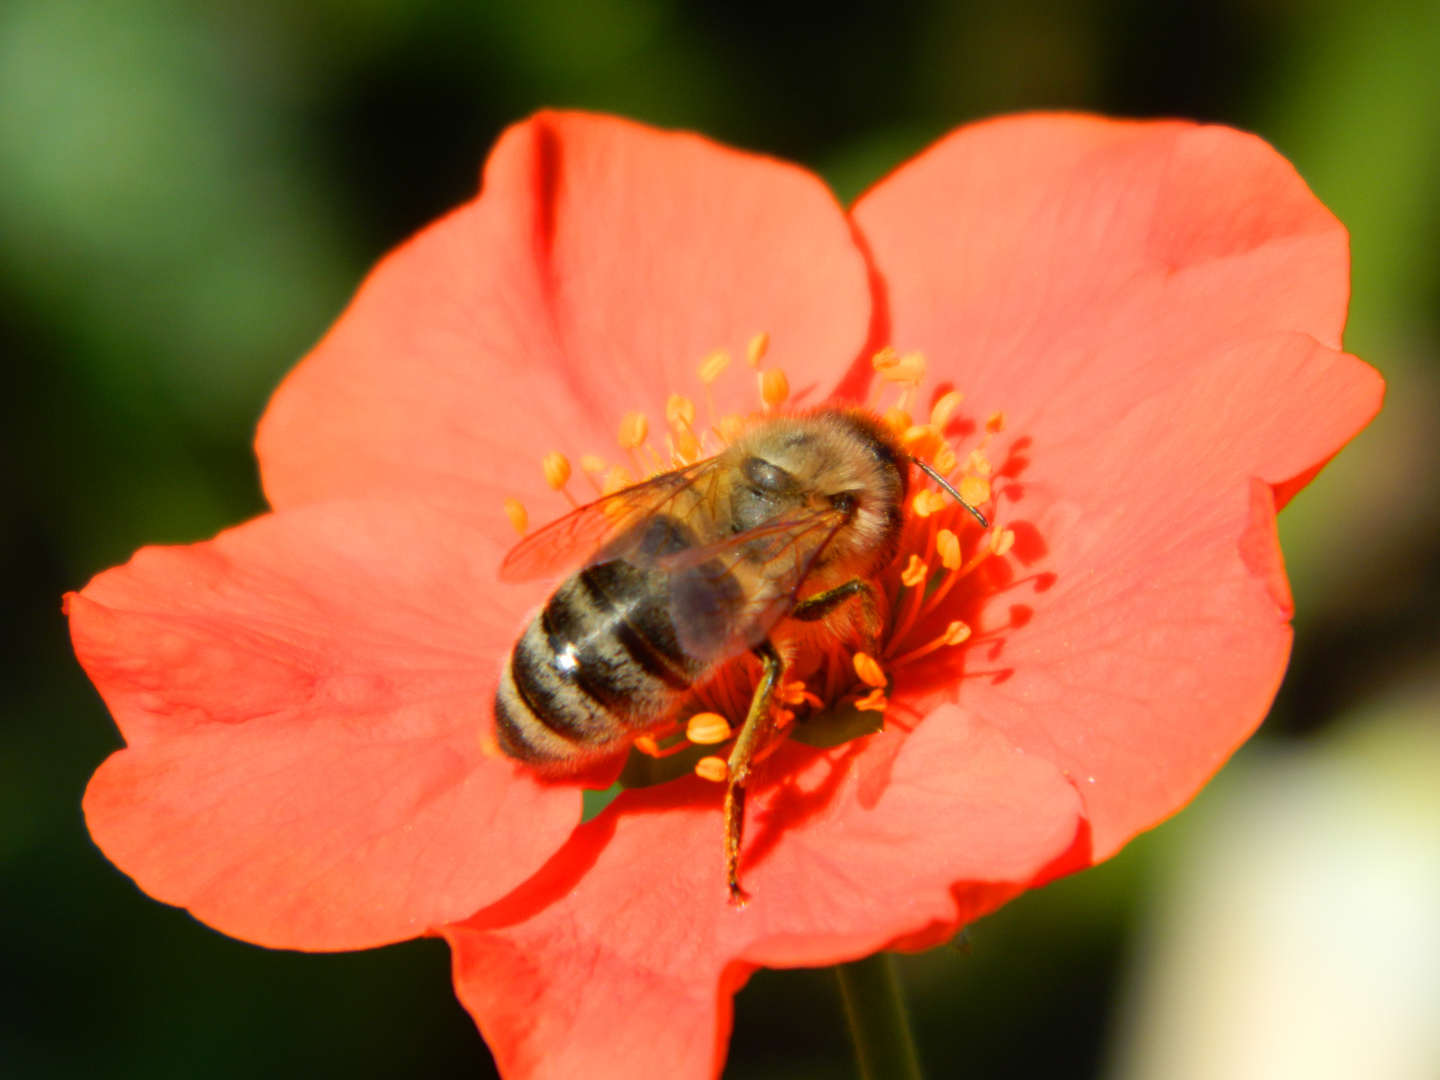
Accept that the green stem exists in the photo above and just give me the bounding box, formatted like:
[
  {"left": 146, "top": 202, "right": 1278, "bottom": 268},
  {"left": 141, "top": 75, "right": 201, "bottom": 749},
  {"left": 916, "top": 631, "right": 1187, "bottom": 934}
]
[{"left": 834, "top": 952, "right": 924, "bottom": 1080}]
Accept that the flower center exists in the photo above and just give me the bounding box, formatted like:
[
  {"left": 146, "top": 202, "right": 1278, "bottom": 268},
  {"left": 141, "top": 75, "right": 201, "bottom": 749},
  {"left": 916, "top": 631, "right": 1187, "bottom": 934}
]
[{"left": 505, "top": 337, "right": 1014, "bottom": 792}]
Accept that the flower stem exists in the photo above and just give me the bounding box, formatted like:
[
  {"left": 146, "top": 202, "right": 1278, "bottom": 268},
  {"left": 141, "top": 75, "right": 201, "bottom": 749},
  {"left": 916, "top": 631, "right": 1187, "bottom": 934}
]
[{"left": 834, "top": 952, "right": 924, "bottom": 1080}]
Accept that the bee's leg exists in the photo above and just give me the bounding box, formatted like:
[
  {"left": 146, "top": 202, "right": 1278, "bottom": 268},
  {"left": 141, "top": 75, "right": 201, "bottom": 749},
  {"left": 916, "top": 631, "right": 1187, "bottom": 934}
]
[
  {"left": 790, "top": 578, "right": 871, "bottom": 622},
  {"left": 724, "top": 639, "right": 784, "bottom": 905},
  {"left": 791, "top": 579, "right": 882, "bottom": 652}
]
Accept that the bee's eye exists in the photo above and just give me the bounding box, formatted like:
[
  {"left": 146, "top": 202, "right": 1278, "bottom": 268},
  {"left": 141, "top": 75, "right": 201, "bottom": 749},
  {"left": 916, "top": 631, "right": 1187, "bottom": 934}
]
[
  {"left": 743, "top": 457, "right": 793, "bottom": 493},
  {"left": 830, "top": 492, "right": 857, "bottom": 517}
]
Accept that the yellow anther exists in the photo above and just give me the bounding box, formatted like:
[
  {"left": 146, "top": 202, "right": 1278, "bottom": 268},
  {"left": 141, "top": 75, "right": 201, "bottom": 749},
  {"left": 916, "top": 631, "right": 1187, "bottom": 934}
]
[
  {"left": 959, "top": 475, "right": 991, "bottom": 507},
  {"left": 900, "top": 424, "right": 941, "bottom": 460},
  {"left": 778, "top": 680, "right": 819, "bottom": 707},
  {"left": 854, "top": 688, "right": 888, "bottom": 713},
  {"left": 930, "top": 390, "right": 963, "bottom": 429},
  {"left": 635, "top": 736, "right": 662, "bottom": 757},
  {"left": 880, "top": 407, "right": 912, "bottom": 435},
  {"left": 686, "top": 712, "right": 733, "bottom": 745},
  {"left": 853, "top": 651, "right": 887, "bottom": 688},
  {"left": 541, "top": 451, "right": 571, "bottom": 490},
  {"left": 503, "top": 497, "right": 528, "bottom": 535},
  {"left": 695, "top": 756, "right": 729, "bottom": 782},
  {"left": 699, "top": 349, "right": 730, "bottom": 384},
  {"left": 901, "top": 554, "right": 928, "bottom": 588},
  {"left": 676, "top": 426, "right": 701, "bottom": 461},
  {"left": 580, "top": 454, "right": 608, "bottom": 474},
  {"left": 967, "top": 449, "right": 992, "bottom": 476},
  {"left": 942, "top": 620, "right": 972, "bottom": 645},
  {"left": 936, "top": 528, "right": 962, "bottom": 570},
  {"left": 666, "top": 394, "right": 696, "bottom": 429},
  {"left": 759, "top": 368, "right": 790, "bottom": 408},
  {"left": 718, "top": 414, "right": 746, "bottom": 443},
  {"left": 912, "top": 490, "right": 948, "bottom": 517},
  {"left": 747, "top": 332, "right": 770, "bottom": 368},
  {"left": 872, "top": 345, "right": 900, "bottom": 372},
  {"left": 879, "top": 351, "right": 926, "bottom": 384},
  {"left": 603, "top": 465, "right": 635, "bottom": 495},
  {"left": 618, "top": 412, "right": 649, "bottom": 450},
  {"left": 991, "top": 528, "right": 1015, "bottom": 557},
  {"left": 932, "top": 440, "right": 957, "bottom": 476},
  {"left": 986, "top": 410, "right": 1007, "bottom": 434}
]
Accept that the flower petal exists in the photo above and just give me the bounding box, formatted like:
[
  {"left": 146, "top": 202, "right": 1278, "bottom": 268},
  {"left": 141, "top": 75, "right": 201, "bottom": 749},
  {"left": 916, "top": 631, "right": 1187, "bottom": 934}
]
[
  {"left": 902, "top": 333, "right": 1381, "bottom": 861},
  {"left": 258, "top": 111, "right": 872, "bottom": 538},
  {"left": 851, "top": 114, "right": 1350, "bottom": 442},
  {"left": 444, "top": 709, "right": 1083, "bottom": 1080},
  {"left": 71, "top": 501, "right": 578, "bottom": 950}
]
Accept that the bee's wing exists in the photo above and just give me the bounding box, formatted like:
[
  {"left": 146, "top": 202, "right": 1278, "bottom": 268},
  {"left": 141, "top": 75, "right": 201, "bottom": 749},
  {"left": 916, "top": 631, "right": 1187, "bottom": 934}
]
[
  {"left": 498, "top": 458, "right": 726, "bottom": 584},
  {"left": 662, "top": 506, "right": 849, "bottom": 663}
]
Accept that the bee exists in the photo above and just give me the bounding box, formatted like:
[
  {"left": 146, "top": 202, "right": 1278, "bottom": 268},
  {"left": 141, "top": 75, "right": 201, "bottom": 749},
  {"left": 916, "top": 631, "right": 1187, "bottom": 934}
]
[{"left": 495, "top": 406, "right": 986, "bottom": 902}]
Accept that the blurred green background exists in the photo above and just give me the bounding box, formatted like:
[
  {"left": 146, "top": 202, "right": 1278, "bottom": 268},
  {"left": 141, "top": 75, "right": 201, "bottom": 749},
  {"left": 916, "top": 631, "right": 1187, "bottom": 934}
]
[{"left": 3, "top": 1, "right": 1439, "bottom": 1078}]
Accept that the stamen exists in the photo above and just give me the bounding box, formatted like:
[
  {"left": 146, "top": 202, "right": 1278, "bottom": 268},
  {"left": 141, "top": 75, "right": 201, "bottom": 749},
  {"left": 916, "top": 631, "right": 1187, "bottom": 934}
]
[
  {"left": 686, "top": 712, "right": 732, "bottom": 745},
  {"left": 932, "top": 441, "right": 957, "bottom": 476},
  {"left": 891, "top": 620, "right": 972, "bottom": 668},
  {"left": 617, "top": 412, "right": 648, "bottom": 450},
  {"left": 603, "top": 465, "right": 634, "bottom": 495},
  {"left": 504, "top": 497, "right": 528, "bottom": 534},
  {"left": 717, "top": 414, "right": 746, "bottom": 444},
  {"left": 747, "top": 332, "right": 769, "bottom": 368},
  {"left": 854, "top": 688, "right": 888, "bottom": 713},
  {"left": 967, "top": 449, "right": 992, "bottom": 476},
  {"left": 695, "top": 756, "right": 729, "bottom": 782},
  {"left": 759, "top": 368, "right": 790, "bottom": 410},
  {"left": 698, "top": 350, "right": 730, "bottom": 384},
  {"left": 930, "top": 390, "right": 963, "bottom": 429},
  {"left": 666, "top": 394, "right": 696, "bottom": 430},
  {"left": 580, "top": 454, "right": 608, "bottom": 474},
  {"left": 778, "top": 680, "right": 823, "bottom": 707},
  {"left": 877, "top": 351, "right": 926, "bottom": 385},
  {"left": 542, "top": 451, "right": 571, "bottom": 490},
  {"left": 881, "top": 407, "right": 912, "bottom": 436},
  {"left": 853, "top": 652, "right": 887, "bottom": 688},
  {"left": 986, "top": 411, "right": 1007, "bottom": 434},
  {"left": 959, "top": 475, "right": 991, "bottom": 507},
  {"left": 935, "top": 528, "right": 962, "bottom": 570},
  {"left": 900, "top": 555, "right": 928, "bottom": 588},
  {"left": 901, "top": 424, "right": 942, "bottom": 461},
  {"left": 912, "top": 490, "right": 948, "bottom": 517},
  {"left": 991, "top": 528, "right": 1016, "bottom": 557}
]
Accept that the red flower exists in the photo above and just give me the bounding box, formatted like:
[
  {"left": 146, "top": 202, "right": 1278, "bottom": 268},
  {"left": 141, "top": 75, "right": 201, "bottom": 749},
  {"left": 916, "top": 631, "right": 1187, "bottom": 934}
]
[{"left": 70, "top": 112, "right": 1381, "bottom": 1078}]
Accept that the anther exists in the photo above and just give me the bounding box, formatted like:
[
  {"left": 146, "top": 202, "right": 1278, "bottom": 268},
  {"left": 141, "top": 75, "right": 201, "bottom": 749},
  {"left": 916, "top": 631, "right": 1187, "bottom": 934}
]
[
  {"left": 718, "top": 414, "right": 746, "bottom": 443},
  {"left": 603, "top": 465, "right": 634, "bottom": 495},
  {"left": 986, "top": 411, "right": 1007, "bottom": 434},
  {"left": 936, "top": 529, "right": 962, "bottom": 570},
  {"left": 699, "top": 350, "right": 730, "bottom": 384},
  {"left": 504, "top": 497, "right": 528, "bottom": 534},
  {"left": 666, "top": 394, "right": 696, "bottom": 430},
  {"left": 853, "top": 651, "right": 887, "bottom": 688},
  {"left": 930, "top": 390, "right": 963, "bottom": 429},
  {"left": 991, "top": 529, "right": 1015, "bottom": 557},
  {"left": 854, "top": 688, "right": 888, "bottom": 713},
  {"left": 901, "top": 424, "right": 942, "bottom": 460},
  {"left": 967, "top": 449, "right": 992, "bottom": 476},
  {"left": 912, "top": 490, "right": 948, "bottom": 517},
  {"left": 879, "top": 351, "right": 926, "bottom": 384},
  {"left": 959, "top": 475, "right": 991, "bottom": 507},
  {"left": 872, "top": 346, "right": 900, "bottom": 373},
  {"left": 581, "top": 455, "right": 608, "bottom": 474},
  {"left": 747, "top": 332, "right": 769, "bottom": 368},
  {"left": 686, "top": 713, "right": 732, "bottom": 745},
  {"left": 618, "top": 412, "right": 648, "bottom": 450},
  {"left": 942, "top": 620, "right": 972, "bottom": 645},
  {"left": 779, "top": 680, "right": 822, "bottom": 707},
  {"left": 901, "top": 555, "right": 928, "bottom": 588},
  {"left": 541, "top": 451, "right": 571, "bottom": 490},
  {"left": 932, "top": 441, "right": 958, "bottom": 476},
  {"left": 759, "top": 368, "right": 790, "bottom": 409},
  {"left": 635, "top": 736, "right": 661, "bottom": 757},
  {"left": 695, "top": 756, "right": 729, "bottom": 782},
  {"left": 881, "top": 407, "right": 912, "bottom": 435}
]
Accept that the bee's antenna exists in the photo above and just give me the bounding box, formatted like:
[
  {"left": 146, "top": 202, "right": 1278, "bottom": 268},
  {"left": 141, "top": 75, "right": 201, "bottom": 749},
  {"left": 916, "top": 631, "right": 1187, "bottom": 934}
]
[{"left": 908, "top": 455, "right": 989, "bottom": 529}]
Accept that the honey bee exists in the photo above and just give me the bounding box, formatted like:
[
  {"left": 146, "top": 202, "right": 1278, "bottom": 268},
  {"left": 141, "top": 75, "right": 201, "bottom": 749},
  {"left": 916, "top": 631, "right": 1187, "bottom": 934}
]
[{"left": 495, "top": 406, "right": 986, "bottom": 902}]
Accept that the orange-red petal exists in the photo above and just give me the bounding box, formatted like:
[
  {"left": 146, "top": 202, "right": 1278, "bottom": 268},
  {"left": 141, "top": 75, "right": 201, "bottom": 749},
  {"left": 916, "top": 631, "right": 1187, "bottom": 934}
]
[
  {"left": 71, "top": 501, "right": 577, "bottom": 950},
  {"left": 257, "top": 111, "right": 871, "bottom": 542}
]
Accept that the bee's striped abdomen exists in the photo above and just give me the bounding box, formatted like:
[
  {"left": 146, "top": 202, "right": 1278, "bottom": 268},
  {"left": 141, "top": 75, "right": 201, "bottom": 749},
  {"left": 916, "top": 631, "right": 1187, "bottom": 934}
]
[{"left": 494, "top": 558, "right": 705, "bottom": 772}]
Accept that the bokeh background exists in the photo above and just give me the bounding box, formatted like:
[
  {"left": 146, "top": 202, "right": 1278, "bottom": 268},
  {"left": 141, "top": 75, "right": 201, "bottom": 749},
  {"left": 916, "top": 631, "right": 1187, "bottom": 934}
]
[{"left": 3, "top": 1, "right": 1439, "bottom": 1077}]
